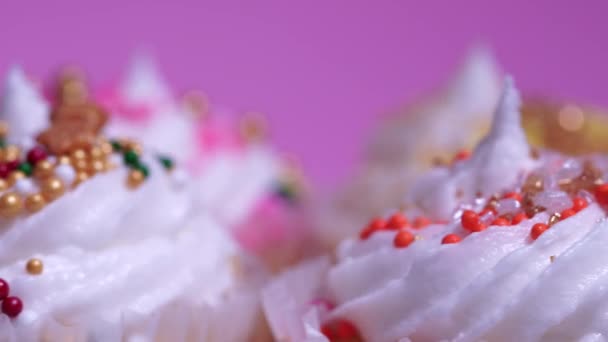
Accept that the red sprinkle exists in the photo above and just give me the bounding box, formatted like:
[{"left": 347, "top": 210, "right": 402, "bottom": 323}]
[
  {"left": 461, "top": 210, "right": 485, "bottom": 232},
  {"left": 412, "top": 216, "right": 431, "bottom": 229},
  {"left": 595, "top": 184, "right": 608, "bottom": 205},
  {"left": 492, "top": 217, "right": 510, "bottom": 226},
  {"left": 512, "top": 212, "right": 528, "bottom": 225},
  {"left": 1, "top": 296, "right": 22, "bottom": 318},
  {"left": 530, "top": 223, "right": 549, "bottom": 240},
  {"left": 336, "top": 321, "right": 359, "bottom": 338},
  {"left": 26, "top": 146, "right": 47, "bottom": 165},
  {"left": 0, "top": 279, "right": 8, "bottom": 300},
  {"left": 6, "top": 160, "right": 19, "bottom": 171},
  {"left": 394, "top": 230, "right": 415, "bottom": 248},
  {"left": 441, "top": 234, "right": 462, "bottom": 244},
  {"left": 0, "top": 163, "right": 10, "bottom": 178},
  {"left": 386, "top": 213, "right": 408, "bottom": 230},
  {"left": 321, "top": 320, "right": 360, "bottom": 341},
  {"left": 560, "top": 208, "right": 576, "bottom": 220},
  {"left": 453, "top": 150, "right": 471, "bottom": 162},
  {"left": 321, "top": 323, "right": 335, "bottom": 340},
  {"left": 479, "top": 206, "right": 498, "bottom": 216},
  {"left": 359, "top": 217, "right": 386, "bottom": 240},
  {"left": 503, "top": 192, "right": 523, "bottom": 202},
  {"left": 572, "top": 197, "right": 588, "bottom": 212}
]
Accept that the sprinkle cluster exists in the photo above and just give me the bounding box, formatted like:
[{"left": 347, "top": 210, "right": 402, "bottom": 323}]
[
  {"left": 359, "top": 151, "right": 608, "bottom": 250},
  {"left": 0, "top": 278, "right": 22, "bottom": 318}
]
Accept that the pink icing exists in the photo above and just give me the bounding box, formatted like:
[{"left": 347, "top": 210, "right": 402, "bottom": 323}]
[
  {"left": 96, "top": 85, "right": 153, "bottom": 122},
  {"left": 233, "top": 195, "right": 301, "bottom": 252}
]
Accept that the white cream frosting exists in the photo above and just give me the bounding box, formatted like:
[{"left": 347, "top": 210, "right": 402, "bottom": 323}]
[
  {"left": 409, "top": 77, "right": 535, "bottom": 219},
  {"left": 106, "top": 54, "right": 195, "bottom": 163},
  {"left": 0, "top": 67, "right": 49, "bottom": 142},
  {"left": 195, "top": 146, "right": 279, "bottom": 227},
  {"left": 106, "top": 56, "right": 280, "bottom": 229},
  {"left": 320, "top": 47, "right": 503, "bottom": 245},
  {"left": 0, "top": 155, "right": 261, "bottom": 341},
  {"left": 264, "top": 79, "right": 608, "bottom": 341},
  {"left": 120, "top": 53, "right": 172, "bottom": 108}
]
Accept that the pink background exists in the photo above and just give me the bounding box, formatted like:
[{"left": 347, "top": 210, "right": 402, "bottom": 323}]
[{"left": 1, "top": 0, "right": 607, "bottom": 186}]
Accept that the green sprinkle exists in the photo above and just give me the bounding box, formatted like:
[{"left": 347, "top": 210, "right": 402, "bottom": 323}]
[
  {"left": 110, "top": 140, "right": 123, "bottom": 152},
  {"left": 18, "top": 162, "right": 33, "bottom": 176},
  {"left": 274, "top": 182, "right": 297, "bottom": 204},
  {"left": 136, "top": 163, "right": 150, "bottom": 178},
  {"left": 123, "top": 150, "right": 139, "bottom": 167},
  {"left": 0, "top": 139, "right": 6, "bottom": 149},
  {"left": 158, "top": 155, "right": 174, "bottom": 171}
]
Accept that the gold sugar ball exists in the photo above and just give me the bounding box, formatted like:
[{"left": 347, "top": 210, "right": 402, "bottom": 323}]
[
  {"left": 70, "top": 149, "right": 87, "bottom": 161},
  {"left": 88, "top": 147, "right": 103, "bottom": 160},
  {"left": 41, "top": 177, "right": 65, "bottom": 201},
  {"left": 89, "top": 160, "right": 105, "bottom": 173},
  {"left": 72, "top": 159, "right": 89, "bottom": 172},
  {"left": 26, "top": 258, "right": 43, "bottom": 275},
  {"left": 182, "top": 90, "right": 210, "bottom": 119},
  {"left": 0, "top": 192, "right": 23, "bottom": 218},
  {"left": 123, "top": 140, "right": 143, "bottom": 155},
  {"left": 58, "top": 156, "right": 72, "bottom": 165},
  {"left": 24, "top": 193, "right": 46, "bottom": 213},
  {"left": 0, "top": 121, "right": 9, "bottom": 138},
  {"left": 0, "top": 179, "right": 8, "bottom": 191},
  {"left": 72, "top": 171, "right": 89, "bottom": 187},
  {"left": 239, "top": 113, "right": 267, "bottom": 142},
  {"left": 3, "top": 145, "right": 21, "bottom": 162},
  {"left": 100, "top": 141, "right": 113, "bottom": 156},
  {"left": 34, "top": 160, "right": 55, "bottom": 179},
  {"left": 8, "top": 171, "right": 25, "bottom": 186},
  {"left": 127, "top": 169, "right": 145, "bottom": 189}
]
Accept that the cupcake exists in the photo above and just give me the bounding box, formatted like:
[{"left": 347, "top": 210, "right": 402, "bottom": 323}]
[
  {"left": 0, "top": 68, "right": 265, "bottom": 341},
  {"left": 320, "top": 47, "right": 608, "bottom": 249},
  {"left": 101, "top": 56, "right": 310, "bottom": 269},
  {"left": 318, "top": 47, "right": 503, "bottom": 247},
  {"left": 264, "top": 78, "right": 608, "bottom": 341}
]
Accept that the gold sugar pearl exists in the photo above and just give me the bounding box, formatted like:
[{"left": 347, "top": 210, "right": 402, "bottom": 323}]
[
  {"left": 100, "top": 141, "right": 113, "bottom": 156},
  {"left": 89, "top": 160, "right": 105, "bottom": 173},
  {"left": 26, "top": 258, "right": 43, "bottom": 275},
  {"left": 70, "top": 149, "right": 87, "bottom": 161},
  {"left": 3, "top": 145, "right": 21, "bottom": 162},
  {"left": 549, "top": 213, "right": 562, "bottom": 226},
  {"left": 88, "top": 147, "right": 103, "bottom": 160},
  {"left": 104, "top": 162, "right": 118, "bottom": 171},
  {"left": 0, "top": 179, "right": 8, "bottom": 191},
  {"left": 183, "top": 90, "right": 210, "bottom": 119},
  {"left": 58, "top": 156, "right": 72, "bottom": 165},
  {"left": 123, "top": 140, "right": 143, "bottom": 155},
  {"left": 73, "top": 171, "right": 89, "bottom": 187},
  {"left": 127, "top": 169, "right": 145, "bottom": 189},
  {"left": 41, "top": 177, "right": 65, "bottom": 201},
  {"left": 72, "top": 159, "right": 89, "bottom": 172},
  {"left": 239, "top": 113, "right": 267, "bottom": 142},
  {"left": 0, "top": 192, "right": 23, "bottom": 218},
  {"left": 34, "top": 160, "right": 55, "bottom": 179},
  {"left": 25, "top": 193, "right": 46, "bottom": 213},
  {"left": 8, "top": 171, "right": 25, "bottom": 186},
  {"left": 0, "top": 121, "right": 8, "bottom": 138}
]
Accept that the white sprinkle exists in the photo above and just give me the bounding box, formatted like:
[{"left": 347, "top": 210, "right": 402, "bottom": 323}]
[
  {"left": 55, "top": 164, "right": 76, "bottom": 185},
  {"left": 14, "top": 178, "right": 37, "bottom": 194},
  {"left": 172, "top": 168, "right": 188, "bottom": 188}
]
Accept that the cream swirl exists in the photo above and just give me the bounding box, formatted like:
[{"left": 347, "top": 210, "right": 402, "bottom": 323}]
[
  {"left": 0, "top": 156, "right": 259, "bottom": 341},
  {"left": 264, "top": 79, "right": 608, "bottom": 341}
]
